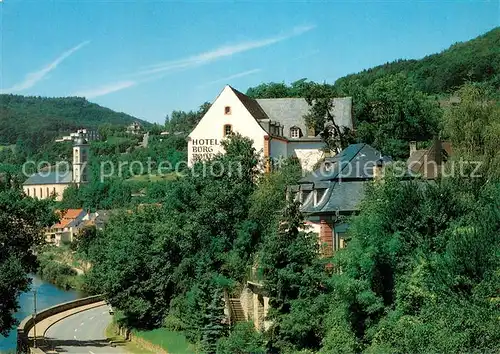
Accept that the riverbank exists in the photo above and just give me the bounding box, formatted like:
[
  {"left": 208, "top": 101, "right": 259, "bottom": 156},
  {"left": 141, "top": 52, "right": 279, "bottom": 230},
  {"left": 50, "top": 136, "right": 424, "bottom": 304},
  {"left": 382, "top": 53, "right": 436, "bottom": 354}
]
[
  {"left": 0, "top": 275, "right": 84, "bottom": 353},
  {"left": 36, "top": 245, "right": 88, "bottom": 291}
]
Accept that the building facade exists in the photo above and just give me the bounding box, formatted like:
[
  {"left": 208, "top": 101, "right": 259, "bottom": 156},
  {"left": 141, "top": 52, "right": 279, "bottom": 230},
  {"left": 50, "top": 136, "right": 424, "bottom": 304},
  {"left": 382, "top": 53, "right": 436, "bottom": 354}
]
[
  {"left": 188, "top": 85, "right": 353, "bottom": 171},
  {"left": 290, "top": 143, "right": 395, "bottom": 255},
  {"left": 23, "top": 134, "right": 90, "bottom": 201},
  {"left": 45, "top": 209, "right": 89, "bottom": 246},
  {"left": 55, "top": 128, "right": 100, "bottom": 143}
]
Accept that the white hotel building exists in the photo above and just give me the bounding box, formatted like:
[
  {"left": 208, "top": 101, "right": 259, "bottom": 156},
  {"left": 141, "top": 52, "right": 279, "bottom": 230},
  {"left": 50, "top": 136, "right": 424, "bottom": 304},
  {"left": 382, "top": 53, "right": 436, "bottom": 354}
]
[{"left": 187, "top": 85, "right": 353, "bottom": 171}]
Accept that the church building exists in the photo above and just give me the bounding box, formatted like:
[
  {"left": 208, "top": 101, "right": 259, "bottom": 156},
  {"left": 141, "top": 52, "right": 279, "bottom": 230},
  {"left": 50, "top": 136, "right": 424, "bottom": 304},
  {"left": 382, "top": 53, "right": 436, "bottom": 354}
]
[
  {"left": 23, "top": 134, "right": 89, "bottom": 201},
  {"left": 188, "top": 85, "right": 353, "bottom": 171}
]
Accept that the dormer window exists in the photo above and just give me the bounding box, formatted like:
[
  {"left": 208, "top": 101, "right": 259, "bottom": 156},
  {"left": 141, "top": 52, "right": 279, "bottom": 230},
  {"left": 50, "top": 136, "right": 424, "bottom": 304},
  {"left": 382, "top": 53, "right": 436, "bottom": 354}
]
[
  {"left": 301, "top": 190, "right": 311, "bottom": 203},
  {"left": 290, "top": 126, "right": 301, "bottom": 138},
  {"left": 314, "top": 188, "right": 327, "bottom": 206},
  {"left": 223, "top": 124, "right": 233, "bottom": 137},
  {"left": 224, "top": 106, "right": 232, "bottom": 115}
]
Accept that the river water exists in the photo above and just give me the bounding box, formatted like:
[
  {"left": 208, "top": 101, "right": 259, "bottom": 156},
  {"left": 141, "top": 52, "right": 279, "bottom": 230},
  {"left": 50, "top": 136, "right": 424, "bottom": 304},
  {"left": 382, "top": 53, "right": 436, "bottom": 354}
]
[{"left": 0, "top": 275, "right": 84, "bottom": 353}]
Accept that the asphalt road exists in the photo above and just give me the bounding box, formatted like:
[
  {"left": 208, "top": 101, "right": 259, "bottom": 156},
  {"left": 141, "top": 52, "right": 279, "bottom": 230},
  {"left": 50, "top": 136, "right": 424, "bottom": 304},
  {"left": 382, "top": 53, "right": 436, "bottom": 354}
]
[{"left": 44, "top": 305, "right": 124, "bottom": 354}]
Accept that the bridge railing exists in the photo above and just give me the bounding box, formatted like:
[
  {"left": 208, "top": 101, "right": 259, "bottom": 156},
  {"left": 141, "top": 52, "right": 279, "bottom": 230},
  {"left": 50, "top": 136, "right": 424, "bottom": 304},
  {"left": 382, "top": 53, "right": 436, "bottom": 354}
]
[{"left": 16, "top": 294, "right": 103, "bottom": 354}]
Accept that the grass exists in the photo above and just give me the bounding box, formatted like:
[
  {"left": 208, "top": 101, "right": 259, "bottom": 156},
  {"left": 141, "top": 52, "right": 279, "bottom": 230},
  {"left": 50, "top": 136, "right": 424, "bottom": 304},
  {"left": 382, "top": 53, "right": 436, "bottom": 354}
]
[
  {"left": 134, "top": 328, "right": 194, "bottom": 354},
  {"left": 126, "top": 172, "right": 178, "bottom": 183},
  {"left": 106, "top": 136, "right": 133, "bottom": 144},
  {"left": 105, "top": 320, "right": 154, "bottom": 354}
]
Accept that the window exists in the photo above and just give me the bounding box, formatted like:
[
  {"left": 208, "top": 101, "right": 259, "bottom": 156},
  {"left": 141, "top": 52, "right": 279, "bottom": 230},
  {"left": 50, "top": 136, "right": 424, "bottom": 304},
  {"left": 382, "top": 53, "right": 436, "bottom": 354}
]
[
  {"left": 47, "top": 187, "right": 49, "bottom": 197},
  {"left": 223, "top": 124, "right": 233, "bottom": 137},
  {"left": 314, "top": 188, "right": 327, "bottom": 206},
  {"left": 224, "top": 106, "right": 231, "bottom": 115},
  {"left": 290, "top": 127, "right": 301, "bottom": 138},
  {"left": 27, "top": 189, "right": 30, "bottom": 196},
  {"left": 53, "top": 187, "right": 56, "bottom": 196},
  {"left": 33, "top": 188, "right": 36, "bottom": 197}
]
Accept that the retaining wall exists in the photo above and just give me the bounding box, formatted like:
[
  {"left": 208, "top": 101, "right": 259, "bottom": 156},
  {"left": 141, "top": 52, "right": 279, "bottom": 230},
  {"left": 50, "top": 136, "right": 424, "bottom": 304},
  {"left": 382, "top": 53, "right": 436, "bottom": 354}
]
[{"left": 16, "top": 295, "right": 103, "bottom": 354}]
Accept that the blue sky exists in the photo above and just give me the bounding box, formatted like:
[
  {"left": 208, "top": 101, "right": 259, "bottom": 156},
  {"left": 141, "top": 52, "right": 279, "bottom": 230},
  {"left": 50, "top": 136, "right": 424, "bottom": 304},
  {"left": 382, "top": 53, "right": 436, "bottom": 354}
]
[{"left": 0, "top": 1, "right": 498, "bottom": 124}]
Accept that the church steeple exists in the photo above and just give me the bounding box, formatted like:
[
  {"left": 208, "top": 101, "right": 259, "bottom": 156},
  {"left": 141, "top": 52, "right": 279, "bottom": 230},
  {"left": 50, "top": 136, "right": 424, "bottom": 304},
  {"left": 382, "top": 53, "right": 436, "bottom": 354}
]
[{"left": 73, "top": 132, "right": 89, "bottom": 185}]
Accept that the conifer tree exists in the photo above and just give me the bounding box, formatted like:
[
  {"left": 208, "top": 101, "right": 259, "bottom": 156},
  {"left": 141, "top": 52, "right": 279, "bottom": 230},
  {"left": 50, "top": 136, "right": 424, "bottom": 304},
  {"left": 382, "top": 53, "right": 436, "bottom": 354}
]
[{"left": 201, "top": 286, "right": 227, "bottom": 354}]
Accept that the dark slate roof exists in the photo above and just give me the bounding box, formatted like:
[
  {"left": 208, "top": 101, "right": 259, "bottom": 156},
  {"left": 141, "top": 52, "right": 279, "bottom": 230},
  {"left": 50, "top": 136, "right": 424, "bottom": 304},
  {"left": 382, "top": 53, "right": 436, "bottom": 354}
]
[
  {"left": 23, "top": 171, "right": 73, "bottom": 186},
  {"left": 256, "top": 97, "right": 353, "bottom": 139},
  {"left": 229, "top": 86, "right": 270, "bottom": 121},
  {"left": 293, "top": 143, "right": 396, "bottom": 215},
  {"left": 300, "top": 143, "right": 386, "bottom": 183},
  {"left": 301, "top": 180, "right": 368, "bottom": 214}
]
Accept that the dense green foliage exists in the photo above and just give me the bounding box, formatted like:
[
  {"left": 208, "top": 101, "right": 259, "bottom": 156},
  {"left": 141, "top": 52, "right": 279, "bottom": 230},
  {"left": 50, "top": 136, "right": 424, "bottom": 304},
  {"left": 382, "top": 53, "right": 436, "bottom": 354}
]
[
  {"left": 82, "top": 135, "right": 262, "bottom": 324},
  {"left": 260, "top": 201, "right": 331, "bottom": 352},
  {"left": 335, "top": 27, "right": 500, "bottom": 94},
  {"left": 321, "top": 177, "right": 499, "bottom": 353},
  {"left": 265, "top": 84, "right": 500, "bottom": 353},
  {"left": 0, "top": 94, "right": 149, "bottom": 151},
  {"left": 201, "top": 287, "right": 228, "bottom": 353},
  {"left": 165, "top": 102, "right": 211, "bottom": 133},
  {"left": 217, "top": 322, "right": 265, "bottom": 354},
  {"left": 0, "top": 183, "right": 57, "bottom": 335},
  {"left": 79, "top": 134, "right": 303, "bottom": 350}
]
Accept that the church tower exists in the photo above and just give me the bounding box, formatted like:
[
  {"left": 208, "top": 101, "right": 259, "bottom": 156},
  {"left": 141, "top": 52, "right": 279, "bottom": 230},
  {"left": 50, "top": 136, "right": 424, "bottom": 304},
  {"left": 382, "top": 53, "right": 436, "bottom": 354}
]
[{"left": 73, "top": 132, "right": 89, "bottom": 185}]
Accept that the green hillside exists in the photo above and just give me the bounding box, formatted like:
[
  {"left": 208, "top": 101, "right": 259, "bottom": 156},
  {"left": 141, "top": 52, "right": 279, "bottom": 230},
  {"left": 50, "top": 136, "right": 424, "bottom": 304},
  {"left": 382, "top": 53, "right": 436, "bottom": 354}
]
[
  {"left": 335, "top": 27, "right": 500, "bottom": 94},
  {"left": 0, "top": 94, "right": 150, "bottom": 149}
]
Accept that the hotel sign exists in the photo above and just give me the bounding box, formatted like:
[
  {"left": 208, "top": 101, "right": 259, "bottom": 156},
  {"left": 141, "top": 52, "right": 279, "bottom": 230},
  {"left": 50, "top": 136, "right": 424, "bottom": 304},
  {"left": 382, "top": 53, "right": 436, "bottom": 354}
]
[{"left": 191, "top": 138, "right": 220, "bottom": 161}]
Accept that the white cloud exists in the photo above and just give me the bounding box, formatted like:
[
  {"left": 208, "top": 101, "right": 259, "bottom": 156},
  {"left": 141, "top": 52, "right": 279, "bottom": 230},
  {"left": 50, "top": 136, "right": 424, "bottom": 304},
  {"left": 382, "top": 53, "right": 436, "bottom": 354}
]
[
  {"left": 140, "top": 25, "right": 316, "bottom": 76},
  {"left": 198, "top": 68, "right": 262, "bottom": 88},
  {"left": 72, "top": 80, "right": 136, "bottom": 99},
  {"left": 72, "top": 24, "right": 315, "bottom": 99},
  {"left": 2, "top": 41, "right": 90, "bottom": 93}
]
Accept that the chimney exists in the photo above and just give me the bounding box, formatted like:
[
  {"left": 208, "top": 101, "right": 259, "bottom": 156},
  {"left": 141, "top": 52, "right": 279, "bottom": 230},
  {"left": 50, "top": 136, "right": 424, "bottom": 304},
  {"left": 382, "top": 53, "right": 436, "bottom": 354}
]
[
  {"left": 433, "top": 138, "right": 443, "bottom": 165},
  {"left": 409, "top": 141, "right": 417, "bottom": 156},
  {"left": 373, "top": 158, "right": 384, "bottom": 180}
]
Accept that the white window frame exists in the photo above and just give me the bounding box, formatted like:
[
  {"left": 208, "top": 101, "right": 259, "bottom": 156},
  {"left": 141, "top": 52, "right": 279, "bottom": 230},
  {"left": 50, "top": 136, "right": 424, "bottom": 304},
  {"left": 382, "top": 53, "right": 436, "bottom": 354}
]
[{"left": 290, "top": 127, "right": 301, "bottom": 138}]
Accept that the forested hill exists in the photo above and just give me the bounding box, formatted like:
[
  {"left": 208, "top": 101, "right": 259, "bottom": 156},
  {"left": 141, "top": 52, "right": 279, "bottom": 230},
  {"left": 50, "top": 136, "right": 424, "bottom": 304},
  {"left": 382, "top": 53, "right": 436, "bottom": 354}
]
[
  {"left": 335, "top": 26, "right": 500, "bottom": 94},
  {"left": 0, "top": 94, "right": 149, "bottom": 148}
]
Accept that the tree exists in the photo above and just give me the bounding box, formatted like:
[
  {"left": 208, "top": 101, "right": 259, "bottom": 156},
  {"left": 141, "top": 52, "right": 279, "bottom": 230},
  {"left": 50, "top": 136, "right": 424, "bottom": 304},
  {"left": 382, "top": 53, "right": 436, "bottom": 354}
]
[
  {"left": 201, "top": 286, "right": 228, "bottom": 354},
  {"left": 260, "top": 201, "right": 330, "bottom": 352},
  {"left": 249, "top": 158, "right": 302, "bottom": 235},
  {"left": 217, "top": 321, "right": 265, "bottom": 354},
  {"left": 442, "top": 83, "right": 500, "bottom": 180},
  {"left": 60, "top": 184, "right": 83, "bottom": 209},
  {"left": 84, "top": 134, "right": 261, "bottom": 338},
  {"left": 351, "top": 74, "right": 441, "bottom": 158},
  {"left": 165, "top": 102, "right": 211, "bottom": 133},
  {"left": 0, "top": 188, "right": 57, "bottom": 335},
  {"left": 321, "top": 174, "right": 500, "bottom": 353},
  {"left": 302, "top": 83, "right": 354, "bottom": 153}
]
